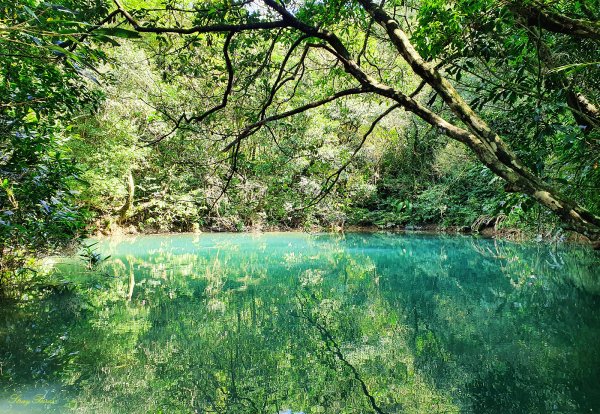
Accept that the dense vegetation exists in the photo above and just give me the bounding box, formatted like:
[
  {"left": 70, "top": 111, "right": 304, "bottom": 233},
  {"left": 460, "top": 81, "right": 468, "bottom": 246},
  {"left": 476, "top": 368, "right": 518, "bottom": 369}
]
[{"left": 1, "top": 0, "right": 599, "bottom": 289}]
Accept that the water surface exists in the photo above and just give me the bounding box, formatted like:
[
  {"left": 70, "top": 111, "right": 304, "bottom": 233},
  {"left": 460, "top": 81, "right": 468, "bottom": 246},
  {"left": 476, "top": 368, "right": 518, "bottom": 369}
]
[{"left": 1, "top": 232, "right": 600, "bottom": 413}]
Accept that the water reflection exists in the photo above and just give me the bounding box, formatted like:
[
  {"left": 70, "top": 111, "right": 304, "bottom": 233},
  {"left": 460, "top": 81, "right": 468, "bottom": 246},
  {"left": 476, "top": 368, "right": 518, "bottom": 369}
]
[{"left": 1, "top": 233, "right": 599, "bottom": 413}]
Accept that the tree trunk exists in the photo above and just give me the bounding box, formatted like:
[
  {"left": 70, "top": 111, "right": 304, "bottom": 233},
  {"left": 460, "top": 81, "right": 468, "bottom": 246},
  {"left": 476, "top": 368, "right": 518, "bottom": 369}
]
[{"left": 117, "top": 171, "right": 135, "bottom": 224}]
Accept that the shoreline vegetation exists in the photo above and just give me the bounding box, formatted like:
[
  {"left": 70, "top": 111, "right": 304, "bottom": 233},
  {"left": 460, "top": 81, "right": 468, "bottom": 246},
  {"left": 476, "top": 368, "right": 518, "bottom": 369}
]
[{"left": 92, "top": 221, "right": 592, "bottom": 247}]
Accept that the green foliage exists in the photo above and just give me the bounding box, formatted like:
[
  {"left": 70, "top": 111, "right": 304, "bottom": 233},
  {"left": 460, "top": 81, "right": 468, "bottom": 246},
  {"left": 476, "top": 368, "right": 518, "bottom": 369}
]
[
  {"left": 413, "top": 0, "right": 600, "bottom": 213},
  {"left": 0, "top": 0, "right": 112, "bottom": 291},
  {"left": 0, "top": 122, "right": 85, "bottom": 246},
  {"left": 79, "top": 242, "right": 110, "bottom": 270}
]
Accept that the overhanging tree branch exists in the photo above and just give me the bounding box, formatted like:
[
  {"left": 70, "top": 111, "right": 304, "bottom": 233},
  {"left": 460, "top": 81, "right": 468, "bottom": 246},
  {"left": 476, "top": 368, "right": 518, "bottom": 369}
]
[
  {"left": 104, "top": 0, "right": 600, "bottom": 245},
  {"left": 508, "top": 0, "right": 600, "bottom": 40},
  {"left": 113, "top": 0, "right": 290, "bottom": 34},
  {"left": 356, "top": 0, "right": 600, "bottom": 242},
  {"left": 145, "top": 31, "right": 237, "bottom": 145}
]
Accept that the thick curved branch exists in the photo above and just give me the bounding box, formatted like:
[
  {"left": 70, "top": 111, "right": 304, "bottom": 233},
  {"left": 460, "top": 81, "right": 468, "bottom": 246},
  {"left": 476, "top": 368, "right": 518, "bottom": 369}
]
[
  {"left": 357, "top": 0, "right": 600, "bottom": 241},
  {"left": 509, "top": 1, "right": 600, "bottom": 40},
  {"left": 261, "top": 0, "right": 600, "bottom": 241},
  {"left": 267, "top": 0, "right": 600, "bottom": 241},
  {"left": 113, "top": 0, "right": 289, "bottom": 34}
]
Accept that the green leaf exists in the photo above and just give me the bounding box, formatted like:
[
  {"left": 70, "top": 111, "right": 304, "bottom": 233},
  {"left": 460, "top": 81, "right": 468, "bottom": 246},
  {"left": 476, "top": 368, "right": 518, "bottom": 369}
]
[
  {"left": 548, "top": 61, "right": 600, "bottom": 74},
  {"left": 93, "top": 27, "right": 141, "bottom": 39},
  {"left": 94, "top": 35, "right": 121, "bottom": 47},
  {"left": 23, "top": 5, "right": 40, "bottom": 22}
]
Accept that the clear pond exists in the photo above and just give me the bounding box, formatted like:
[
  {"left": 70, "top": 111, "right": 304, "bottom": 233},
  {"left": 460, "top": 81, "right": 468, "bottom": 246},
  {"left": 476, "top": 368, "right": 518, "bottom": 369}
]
[{"left": 1, "top": 232, "right": 600, "bottom": 413}]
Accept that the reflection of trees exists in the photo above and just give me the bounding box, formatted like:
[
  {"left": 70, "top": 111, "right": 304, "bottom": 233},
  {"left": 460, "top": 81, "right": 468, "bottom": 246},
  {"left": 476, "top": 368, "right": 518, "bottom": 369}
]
[
  {"left": 369, "top": 235, "right": 600, "bottom": 412},
  {"left": 295, "top": 292, "right": 394, "bottom": 414},
  {"left": 0, "top": 289, "right": 82, "bottom": 413},
  {"left": 62, "top": 235, "right": 458, "bottom": 413},
  {"left": 1, "top": 234, "right": 599, "bottom": 413}
]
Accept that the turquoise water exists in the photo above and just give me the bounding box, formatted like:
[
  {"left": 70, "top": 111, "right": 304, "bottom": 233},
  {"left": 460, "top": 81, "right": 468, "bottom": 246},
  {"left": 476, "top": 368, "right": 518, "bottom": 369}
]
[{"left": 1, "top": 232, "right": 600, "bottom": 413}]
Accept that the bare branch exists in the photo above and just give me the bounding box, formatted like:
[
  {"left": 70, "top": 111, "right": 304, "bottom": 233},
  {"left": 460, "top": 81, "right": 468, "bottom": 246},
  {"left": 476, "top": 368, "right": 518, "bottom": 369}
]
[
  {"left": 258, "top": 35, "right": 310, "bottom": 120},
  {"left": 243, "top": 29, "right": 284, "bottom": 88},
  {"left": 357, "top": 17, "right": 374, "bottom": 66},
  {"left": 303, "top": 103, "right": 400, "bottom": 209},
  {"left": 222, "top": 87, "right": 369, "bottom": 152},
  {"left": 145, "top": 31, "right": 236, "bottom": 145}
]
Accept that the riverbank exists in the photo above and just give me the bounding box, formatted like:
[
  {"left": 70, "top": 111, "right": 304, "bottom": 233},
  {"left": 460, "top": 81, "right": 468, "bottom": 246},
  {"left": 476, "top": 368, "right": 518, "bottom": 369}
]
[{"left": 92, "top": 220, "right": 594, "bottom": 248}]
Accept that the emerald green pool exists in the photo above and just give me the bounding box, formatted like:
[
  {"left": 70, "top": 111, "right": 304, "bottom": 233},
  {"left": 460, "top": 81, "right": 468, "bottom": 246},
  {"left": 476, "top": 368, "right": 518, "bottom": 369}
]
[{"left": 1, "top": 232, "right": 600, "bottom": 413}]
